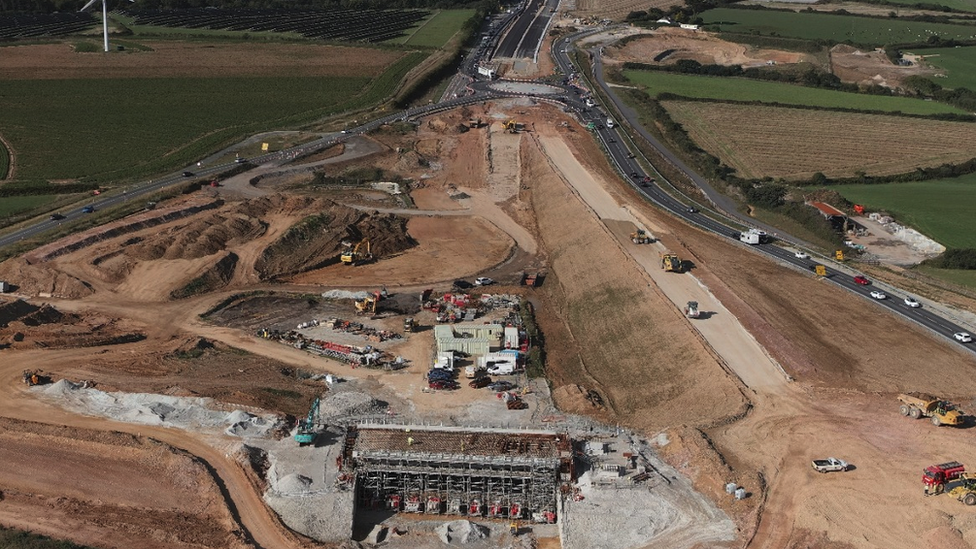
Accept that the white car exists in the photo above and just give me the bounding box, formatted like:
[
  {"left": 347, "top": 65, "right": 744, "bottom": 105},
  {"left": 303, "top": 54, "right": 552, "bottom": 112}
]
[
  {"left": 474, "top": 277, "right": 494, "bottom": 286},
  {"left": 795, "top": 251, "right": 810, "bottom": 259},
  {"left": 954, "top": 332, "right": 973, "bottom": 343},
  {"left": 904, "top": 296, "right": 921, "bottom": 308},
  {"left": 870, "top": 290, "right": 886, "bottom": 300}
]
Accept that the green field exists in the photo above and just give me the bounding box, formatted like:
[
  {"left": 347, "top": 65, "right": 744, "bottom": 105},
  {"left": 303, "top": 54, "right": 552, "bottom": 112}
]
[
  {"left": 0, "top": 526, "right": 98, "bottom": 549},
  {"left": 0, "top": 194, "right": 60, "bottom": 218},
  {"left": 623, "top": 70, "right": 966, "bottom": 114},
  {"left": 394, "top": 9, "right": 476, "bottom": 48},
  {"left": 0, "top": 52, "right": 424, "bottom": 183},
  {"left": 825, "top": 175, "right": 976, "bottom": 248},
  {"left": 702, "top": 8, "right": 976, "bottom": 45},
  {"left": 915, "top": 46, "right": 976, "bottom": 89}
]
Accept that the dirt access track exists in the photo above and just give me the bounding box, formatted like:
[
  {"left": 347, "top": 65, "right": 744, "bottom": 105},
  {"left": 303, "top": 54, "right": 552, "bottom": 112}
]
[{"left": 2, "top": 96, "right": 976, "bottom": 549}]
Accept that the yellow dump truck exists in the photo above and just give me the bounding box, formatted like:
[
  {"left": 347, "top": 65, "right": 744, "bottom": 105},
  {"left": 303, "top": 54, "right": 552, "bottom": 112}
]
[{"left": 898, "top": 393, "right": 964, "bottom": 426}]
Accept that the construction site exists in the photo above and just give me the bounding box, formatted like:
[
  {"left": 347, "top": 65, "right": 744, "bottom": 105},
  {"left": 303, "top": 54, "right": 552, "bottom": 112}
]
[{"left": 3, "top": 48, "right": 976, "bottom": 548}]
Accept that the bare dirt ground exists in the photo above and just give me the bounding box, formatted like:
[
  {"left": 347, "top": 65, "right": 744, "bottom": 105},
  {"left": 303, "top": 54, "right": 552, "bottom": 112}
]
[
  {"left": 830, "top": 44, "right": 939, "bottom": 88},
  {"left": 0, "top": 41, "right": 401, "bottom": 80},
  {"left": 608, "top": 27, "right": 819, "bottom": 69},
  {"left": 3, "top": 91, "right": 976, "bottom": 549}
]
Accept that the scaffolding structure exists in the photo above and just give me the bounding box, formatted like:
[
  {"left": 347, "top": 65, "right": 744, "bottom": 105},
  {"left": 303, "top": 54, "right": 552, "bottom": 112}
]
[{"left": 346, "top": 425, "right": 570, "bottom": 522}]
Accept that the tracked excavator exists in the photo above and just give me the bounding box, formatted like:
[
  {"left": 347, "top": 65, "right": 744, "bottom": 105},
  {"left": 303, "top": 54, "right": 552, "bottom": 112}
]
[
  {"left": 294, "top": 397, "right": 321, "bottom": 446},
  {"left": 341, "top": 238, "right": 373, "bottom": 265}
]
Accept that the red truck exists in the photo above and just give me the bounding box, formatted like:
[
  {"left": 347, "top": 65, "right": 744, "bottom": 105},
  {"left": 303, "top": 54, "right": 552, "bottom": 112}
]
[{"left": 923, "top": 462, "right": 966, "bottom": 494}]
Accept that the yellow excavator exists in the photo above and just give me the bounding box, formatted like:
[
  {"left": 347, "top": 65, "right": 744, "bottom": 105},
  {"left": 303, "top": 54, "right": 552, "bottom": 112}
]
[
  {"left": 630, "top": 229, "right": 652, "bottom": 244},
  {"left": 341, "top": 239, "right": 373, "bottom": 265},
  {"left": 661, "top": 252, "right": 682, "bottom": 273}
]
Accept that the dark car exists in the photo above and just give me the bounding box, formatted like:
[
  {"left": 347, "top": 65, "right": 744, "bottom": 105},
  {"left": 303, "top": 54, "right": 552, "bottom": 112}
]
[
  {"left": 452, "top": 279, "right": 473, "bottom": 290},
  {"left": 631, "top": 172, "right": 640, "bottom": 179},
  {"left": 81, "top": 206, "right": 95, "bottom": 214},
  {"left": 488, "top": 381, "right": 515, "bottom": 392},
  {"left": 429, "top": 380, "right": 459, "bottom": 390},
  {"left": 469, "top": 376, "right": 492, "bottom": 389},
  {"left": 182, "top": 171, "right": 194, "bottom": 177},
  {"left": 428, "top": 369, "right": 454, "bottom": 381},
  {"left": 50, "top": 213, "right": 65, "bottom": 220}
]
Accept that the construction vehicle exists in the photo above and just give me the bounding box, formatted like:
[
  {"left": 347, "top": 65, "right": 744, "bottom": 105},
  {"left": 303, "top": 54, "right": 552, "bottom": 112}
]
[
  {"left": 403, "top": 317, "right": 415, "bottom": 332},
  {"left": 631, "top": 229, "right": 652, "bottom": 244},
  {"left": 22, "top": 370, "right": 52, "bottom": 386},
  {"left": 684, "top": 301, "right": 700, "bottom": 319},
  {"left": 340, "top": 239, "right": 373, "bottom": 265},
  {"left": 739, "top": 228, "right": 766, "bottom": 245},
  {"left": 355, "top": 291, "right": 381, "bottom": 315},
  {"left": 294, "top": 397, "right": 320, "bottom": 446},
  {"left": 948, "top": 477, "right": 976, "bottom": 505},
  {"left": 661, "top": 252, "right": 682, "bottom": 273},
  {"left": 502, "top": 120, "right": 525, "bottom": 133},
  {"left": 924, "top": 462, "right": 966, "bottom": 494},
  {"left": 467, "top": 118, "right": 484, "bottom": 128},
  {"left": 898, "top": 393, "right": 964, "bottom": 426}
]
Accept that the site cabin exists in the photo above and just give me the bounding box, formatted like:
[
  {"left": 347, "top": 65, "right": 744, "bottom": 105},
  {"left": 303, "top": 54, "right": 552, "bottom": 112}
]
[
  {"left": 477, "top": 65, "right": 497, "bottom": 79},
  {"left": 0, "top": 280, "right": 9, "bottom": 293}
]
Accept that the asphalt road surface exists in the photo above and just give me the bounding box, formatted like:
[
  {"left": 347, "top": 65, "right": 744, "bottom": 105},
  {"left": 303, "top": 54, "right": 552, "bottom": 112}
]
[{"left": 494, "top": 0, "right": 558, "bottom": 60}]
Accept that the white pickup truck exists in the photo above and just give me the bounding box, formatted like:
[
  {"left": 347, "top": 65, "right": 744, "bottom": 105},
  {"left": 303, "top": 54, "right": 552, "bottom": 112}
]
[{"left": 812, "top": 457, "right": 849, "bottom": 473}]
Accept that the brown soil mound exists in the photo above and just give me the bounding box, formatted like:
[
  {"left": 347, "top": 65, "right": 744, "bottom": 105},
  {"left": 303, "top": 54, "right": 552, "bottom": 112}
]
[
  {"left": 0, "top": 304, "right": 144, "bottom": 350},
  {"left": 0, "top": 258, "right": 94, "bottom": 299},
  {"left": 170, "top": 251, "right": 239, "bottom": 299},
  {"left": 0, "top": 417, "right": 249, "bottom": 549},
  {"left": 256, "top": 203, "right": 414, "bottom": 280},
  {"left": 129, "top": 211, "right": 266, "bottom": 261}
]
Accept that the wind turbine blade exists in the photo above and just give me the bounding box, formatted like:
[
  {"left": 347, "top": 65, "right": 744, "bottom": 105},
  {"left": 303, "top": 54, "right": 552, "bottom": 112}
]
[{"left": 80, "top": 0, "right": 98, "bottom": 11}]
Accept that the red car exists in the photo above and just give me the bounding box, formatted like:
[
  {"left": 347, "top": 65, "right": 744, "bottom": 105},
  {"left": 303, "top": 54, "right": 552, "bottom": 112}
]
[
  {"left": 429, "top": 380, "right": 459, "bottom": 390},
  {"left": 469, "top": 376, "right": 492, "bottom": 389},
  {"left": 853, "top": 275, "right": 870, "bottom": 285}
]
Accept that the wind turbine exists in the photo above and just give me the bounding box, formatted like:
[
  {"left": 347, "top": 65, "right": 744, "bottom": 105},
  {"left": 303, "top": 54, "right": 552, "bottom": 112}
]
[{"left": 80, "top": 0, "right": 110, "bottom": 52}]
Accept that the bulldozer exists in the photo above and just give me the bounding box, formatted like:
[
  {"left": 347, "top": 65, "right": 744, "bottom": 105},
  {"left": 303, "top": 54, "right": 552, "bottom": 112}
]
[
  {"left": 502, "top": 120, "right": 524, "bottom": 134},
  {"left": 661, "top": 252, "right": 682, "bottom": 273},
  {"left": 898, "top": 393, "right": 964, "bottom": 426},
  {"left": 340, "top": 238, "right": 373, "bottom": 266},
  {"left": 630, "top": 230, "right": 653, "bottom": 244},
  {"left": 355, "top": 291, "right": 381, "bottom": 315}
]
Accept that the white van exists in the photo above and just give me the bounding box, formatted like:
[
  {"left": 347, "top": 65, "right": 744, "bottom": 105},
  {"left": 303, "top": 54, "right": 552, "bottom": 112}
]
[{"left": 487, "top": 363, "right": 515, "bottom": 376}]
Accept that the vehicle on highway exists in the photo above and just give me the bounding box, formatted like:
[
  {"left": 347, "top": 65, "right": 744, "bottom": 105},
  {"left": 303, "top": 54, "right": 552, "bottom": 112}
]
[
  {"left": 794, "top": 251, "right": 809, "bottom": 259},
  {"left": 469, "top": 376, "right": 493, "bottom": 388},
  {"left": 50, "top": 213, "right": 65, "bottom": 220},
  {"left": 627, "top": 152, "right": 635, "bottom": 159},
  {"left": 235, "top": 157, "right": 247, "bottom": 163},
  {"left": 474, "top": 277, "right": 494, "bottom": 286},
  {"left": 954, "top": 332, "right": 973, "bottom": 343},
  {"left": 81, "top": 206, "right": 95, "bottom": 214},
  {"left": 631, "top": 172, "right": 639, "bottom": 179},
  {"left": 904, "top": 296, "right": 921, "bottom": 308},
  {"left": 686, "top": 206, "right": 698, "bottom": 214},
  {"left": 854, "top": 275, "right": 871, "bottom": 285},
  {"left": 182, "top": 171, "right": 194, "bottom": 177},
  {"left": 870, "top": 290, "right": 887, "bottom": 300}
]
